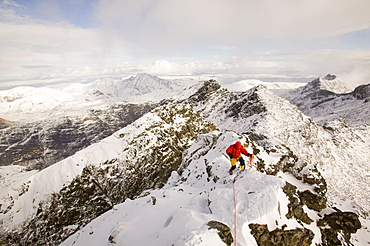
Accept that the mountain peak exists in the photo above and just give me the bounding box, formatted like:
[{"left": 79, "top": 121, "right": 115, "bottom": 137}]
[
  {"left": 322, "top": 74, "right": 337, "bottom": 81},
  {"left": 122, "top": 73, "right": 182, "bottom": 98},
  {"left": 135, "top": 72, "right": 157, "bottom": 79},
  {"left": 294, "top": 74, "right": 350, "bottom": 98},
  {"left": 319, "top": 74, "right": 350, "bottom": 94},
  {"left": 186, "top": 79, "right": 222, "bottom": 104}
]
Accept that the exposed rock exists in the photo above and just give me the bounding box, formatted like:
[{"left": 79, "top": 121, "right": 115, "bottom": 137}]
[
  {"left": 186, "top": 79, "right": 221, "bottom": 104},
  {"left": 207, "top": 220, "right": 233, "bottom": 246},
  {"left": 298, "top": 190, "right": 326, "bottom": 212},
  {"left": 318, "top": 211, "right": 362, "bottom": 246},
  {"left": 150, "top": 196, "right": 157, "bottom": 205},
  {"left": 258, "top": 148, "right": 327, "bottom": 195},
  {"left": 249, "top": 224, "right": 314, "bottom": 246},
  {"left": 323, "top": 74, "right": 337, "bottom": 81},
  {"left": 282, "top": 183, "right": 313, "bottom": 224}
]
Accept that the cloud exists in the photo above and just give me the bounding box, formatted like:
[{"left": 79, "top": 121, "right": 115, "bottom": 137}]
[
  {"left": 0, "top": 2, "right": 130, "bottom": 85},
  {"left": 0, "top": 22, "right": 103, "bottom": 78},
  {"left": 0, "top": 0, "right": 369, "bottom": 89},
  {"left": 94, "top": 0, "right": 370, "bottom": 51}
]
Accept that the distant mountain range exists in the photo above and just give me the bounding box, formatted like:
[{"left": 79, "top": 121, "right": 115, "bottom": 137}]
[{"left": 0, "top": 73, "right": 200, "bottom": 169}]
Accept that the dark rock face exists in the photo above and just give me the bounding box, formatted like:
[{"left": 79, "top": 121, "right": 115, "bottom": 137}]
[
  {"left": 351, "top": 83, "right": 370, "bottom": 100},
  {"left": 257, "top": 148, "right": 327, "bottom": 195},
  {"left": 293, "top": 77, "right": 338, "bottom": 105},
  {"left": 207, "top": 220, "right": 233, "bottom": 246},
  {"left": 283, "top": 183, "right": 314, "bottom": 224},
  {"left": 318, "top": 211, "right": 361, "bottom": 246},
  {"left": 249, "top": 224, "right": 314, "bottom": 246},
  {"left": 0, "top": 103, "right": 154, "bottom": 169},
  {"left": 298, "top": 190, "right": 326, "bottom": 212},
  {"left": 187, "top": 79, "right": 221, "bottom": 104},
  {"left": 227, "top": 86, "right": 268, "bottom": 119},
  {"left": 323, "top": 74, "right": 337, "bottom": 81}
]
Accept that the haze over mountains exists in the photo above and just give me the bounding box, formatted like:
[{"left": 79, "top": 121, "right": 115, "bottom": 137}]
[{"left": 0, "top": 73, "right": 369, "bottom": 245}]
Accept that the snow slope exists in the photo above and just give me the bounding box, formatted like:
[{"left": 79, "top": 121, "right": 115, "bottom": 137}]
[
  {"left": 0, "top": 86, "right": 74, "bottom": 122},
  {"left": 61, "top": 131, "right": 369, "bottom": 246},
  {"left": 224, "top": 79, "right": 306, "bottom": 97}
]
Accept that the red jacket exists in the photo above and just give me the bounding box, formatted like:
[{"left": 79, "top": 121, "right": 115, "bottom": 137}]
[{"left": 226, "top": 141, "right": 249, "bottom": 158}]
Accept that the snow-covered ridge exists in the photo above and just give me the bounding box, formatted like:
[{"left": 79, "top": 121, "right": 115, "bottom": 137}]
[
  {"left": 82, "top": 73, "right": 198, "bottom": 100},
  {"left": 184, "top": 81, "right": 370, "bottom": 214},
  {"left": 62, "top": 131, "right": 368, "bottom": 246},
  {"left": 0, "top": 75, "right": 369, "bottom": 245},
  {"left": 0, "top": 104, "right": 217, "bottom": 244},
  {"left": 0, "top": 86, "right": 74, "bottom": 121},
  {"left": 61, "top": 131, "right": 287, "bottom": 246},
  {"left": 223, "top": 79, "right": 306, "bottom": 97}
]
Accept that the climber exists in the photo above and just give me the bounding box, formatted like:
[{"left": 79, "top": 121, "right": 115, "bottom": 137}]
[{"left": 226, "top": 141, "right": 253, "bottom": 174}]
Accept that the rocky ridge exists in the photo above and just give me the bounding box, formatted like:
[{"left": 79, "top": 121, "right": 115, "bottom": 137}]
[
  {"left": 0, "top": 76, "right": 369, "bottom": 245},
  {"left": 0, "top": 104, "right": 217, "bottom": 245},
  {"left": 62, "top": 130, "right": 364, "bottom": 246},
  {"left": 178, "top": 80, "right": 370, "bottom": 215}
]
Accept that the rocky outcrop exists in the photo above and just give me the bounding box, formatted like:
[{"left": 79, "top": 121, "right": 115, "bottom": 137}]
[
  {"left": 249, "top": 224, "right": 314, "bottom": 246},
  {"left": 207, "top": 220, "right": 233, "bottom": 246},
  {"left": 318, "top": 211, "right": 361, "bottom": 246},
  {"left": 283, "top": 182, "right": 314, "bottom": 224}
]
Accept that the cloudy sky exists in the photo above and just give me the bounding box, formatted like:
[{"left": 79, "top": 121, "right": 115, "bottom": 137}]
[{"left": 1, "top": 0, "right": 370, "bottom": 89}]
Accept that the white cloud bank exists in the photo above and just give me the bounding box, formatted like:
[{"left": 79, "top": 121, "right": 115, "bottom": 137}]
[
  {"left": 95, "top": 0, "right": 370, "bottom": 46},
  {"left": 0, "top": 0, "right": 370, "bottom": 89}
]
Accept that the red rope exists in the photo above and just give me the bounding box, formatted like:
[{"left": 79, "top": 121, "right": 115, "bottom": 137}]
[
  {"left": 232, "top": 155, "right": 254, "bottom": 245},
  {"left": 249, "top": 155, "right": 254, "bottom": 169},
  {"left": 232, "top": 177, "right": 237, "bottom": 246}
]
